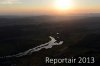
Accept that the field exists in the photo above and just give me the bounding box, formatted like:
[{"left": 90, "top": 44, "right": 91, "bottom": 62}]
[{"left": 0, "top": 15, "right": 100, "bottom": 66}]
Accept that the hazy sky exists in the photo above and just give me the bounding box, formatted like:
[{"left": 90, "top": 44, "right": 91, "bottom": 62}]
[{"left": 0, "top": 0, "right": 100, "bottom": 15}]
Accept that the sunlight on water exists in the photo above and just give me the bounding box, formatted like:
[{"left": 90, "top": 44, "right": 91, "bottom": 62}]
[{"left": 0, "top": 35, "right": 63, "bottom": 58}]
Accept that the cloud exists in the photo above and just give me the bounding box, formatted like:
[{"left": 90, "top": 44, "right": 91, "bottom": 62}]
[
  {"left": 0, "top": 0, "right": 21, "bottom": 4},
  {"left": 0, "top": 0, "right": 48, "bottom": 5}
]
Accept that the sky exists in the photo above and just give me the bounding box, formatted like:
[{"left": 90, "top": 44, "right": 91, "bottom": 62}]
[{"left": 0, "top": 0, "right": 100, "bottom": 15}]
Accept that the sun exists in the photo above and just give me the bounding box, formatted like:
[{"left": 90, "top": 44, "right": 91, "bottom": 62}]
[{"left": 54, "top": 0, "right": 73, "bottom": 11}]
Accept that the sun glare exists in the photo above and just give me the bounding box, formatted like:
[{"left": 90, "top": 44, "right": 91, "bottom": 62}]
[{"left": 54, "top": 0, "right": 74, "bottom": 11}]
